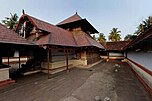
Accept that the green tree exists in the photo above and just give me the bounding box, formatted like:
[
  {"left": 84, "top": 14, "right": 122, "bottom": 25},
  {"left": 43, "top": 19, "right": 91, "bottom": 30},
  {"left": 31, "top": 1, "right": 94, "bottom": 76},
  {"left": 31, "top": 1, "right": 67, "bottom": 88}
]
[
  {"left": 2, "top": 13, "right": 18, "bottom": 30},
  {"left": 124, "top": 34, "right": 137, "bottom": 41},
  {"left": 97, "top": 33, "right": 106, "bottom": 42},
  {"left": 108, "top": 28, "right": 121, "bottom": 41},
  {"left": 134, "top": 16, "right": 152, "bottom": 36},
  {"left": 142, "top": 16, "right": 152, "bottom": 29},
  {"left": 124, "top": 34, "right": 132, "bottom": 40}
]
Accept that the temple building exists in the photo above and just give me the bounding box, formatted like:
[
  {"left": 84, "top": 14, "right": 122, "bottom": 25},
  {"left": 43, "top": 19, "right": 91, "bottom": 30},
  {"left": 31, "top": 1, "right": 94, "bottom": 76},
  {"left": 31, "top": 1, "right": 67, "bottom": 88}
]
[
  {"left": 15, "top": 13, "right": 104, "bottom": 74},
  {"left": 57, "top": 12, "right": 104, "bottom": 65}
]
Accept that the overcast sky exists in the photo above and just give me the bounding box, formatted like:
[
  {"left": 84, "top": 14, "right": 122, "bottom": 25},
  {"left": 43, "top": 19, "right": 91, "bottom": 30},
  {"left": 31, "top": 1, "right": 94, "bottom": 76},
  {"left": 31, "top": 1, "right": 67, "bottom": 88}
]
[{"left": 1, "top": 0, "right": 152, "bottom": 40}]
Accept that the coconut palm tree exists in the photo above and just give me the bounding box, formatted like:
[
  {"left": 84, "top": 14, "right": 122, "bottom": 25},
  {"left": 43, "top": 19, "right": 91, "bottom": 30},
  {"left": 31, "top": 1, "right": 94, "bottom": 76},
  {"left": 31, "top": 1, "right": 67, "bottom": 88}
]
[
  {"left": 135, "top": 16, "right": 152, "bottom": 36},
  {"left": 2, "top": 13, "right": 18, "bottom": 30},
  {"left": 134, "top": 23, "right": 143, "bottom": 35},
  {"left": 142, "top": 16, "right": 152, "bottom": 29},
  {"left": 97, "top": 33, "right": 106, "bottom": 42},
  {"left": 143, "top": 19, "right": 150, "bottom": 29},
  {"left": 108, "top": 28, "right": 121, "bottom": 41},
  {"left": 124, "top": 34, "right": 137, "bottom": 41},
  {"left": 124, "top": 34, "right": 133, "bottom": 41}
]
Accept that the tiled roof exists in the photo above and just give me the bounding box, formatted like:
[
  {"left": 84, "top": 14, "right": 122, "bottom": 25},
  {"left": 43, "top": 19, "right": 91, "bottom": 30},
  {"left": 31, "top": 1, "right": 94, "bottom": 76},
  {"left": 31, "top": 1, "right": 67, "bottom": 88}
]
[
  {"left": 17, "top": 14, "right": 104, "bottom": 49},
  {"left": 86, "top": 35, "right": 104, "bottom": 49},
  {"left": 0, "top": 23, "right": 31, "bottom": 45},
  {"left": 73, "top": 33, "right": 104, "bottom": 48},
  {"left": 57, "top": 13, "right": 99, "bottom": 34},
  {"left": 19, "top": 14, "right": 77, "bottom": 47},
  {"left": 36, "top": 30, "right": 77, "bottom": 47},
  {"left": 105, "top": 41, "right": 130, "bottom": 50},
  {"left": 57, "top": 12, "right": 82, "bottom": 25}
]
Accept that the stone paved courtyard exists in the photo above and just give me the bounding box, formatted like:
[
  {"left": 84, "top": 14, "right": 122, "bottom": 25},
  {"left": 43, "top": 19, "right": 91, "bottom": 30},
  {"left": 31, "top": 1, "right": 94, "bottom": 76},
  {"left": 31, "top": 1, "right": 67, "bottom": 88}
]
[{"left": 0, "top": 61, "right": 151, "bottom": 101}]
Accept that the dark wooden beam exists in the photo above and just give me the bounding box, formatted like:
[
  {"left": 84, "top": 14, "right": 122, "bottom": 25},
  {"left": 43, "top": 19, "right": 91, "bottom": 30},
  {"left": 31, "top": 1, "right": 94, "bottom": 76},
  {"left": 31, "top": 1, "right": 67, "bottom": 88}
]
[
  {"left": 91, "top": 48, "right": 93, "bottom": 64},
  {"left": 107, "top": 51, "right": 109, "bottom": 61},
  {"left": 0, "top": 55, "right": 2, "bottom": 65},
  {"left": 19, "top": 50, "right": 21, "bottom": 69},
  {"left": 8, "top": 51, "right": 9, "bottom": 66}
]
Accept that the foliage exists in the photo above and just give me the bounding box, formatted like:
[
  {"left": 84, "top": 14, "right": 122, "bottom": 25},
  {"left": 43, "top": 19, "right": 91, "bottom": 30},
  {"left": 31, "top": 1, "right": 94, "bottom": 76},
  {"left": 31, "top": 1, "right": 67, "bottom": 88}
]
[
  {"left": 2, "top": 13, "right": 18, "bottom": 30},
  {"left": 134, "top": 16, "right": 152, "bottom": 35},
  {"left": 124, "top": 34, "right": 137, "bottom": 41},
  {"left": 108, "top": 28, "right": 121, "bottom": 41},
  {"left": 97, "top": 33, "right": 106, "bottom": 42}
]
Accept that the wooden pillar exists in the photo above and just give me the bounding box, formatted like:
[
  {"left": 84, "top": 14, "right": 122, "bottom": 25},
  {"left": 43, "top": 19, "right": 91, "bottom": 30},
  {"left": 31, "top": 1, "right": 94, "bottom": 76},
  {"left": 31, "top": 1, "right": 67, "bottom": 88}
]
[
  {"left": 19, "top": 50, "right": 21, "bottom": 69},
  {"left": 47, "top": 46, "right": 50, "bottom": 79},
  {"left": 7, "top": 51, "right": 9, "bottom": 66},
  {"left": 91, "top": 48, "right": 93, "bottom": 64},
  {"left": 125, "top": 50, "right": 127, "bottom": 58},
  {"left": 0, "top": 54, "right": 2, "bottom": 65},
  {"left": 27, "top": 49, "right": 29, "bottom": 61},
  {"left": 107, "top": 51, "right": 109, "bottom": 62},
  {"left": 66, "top": 49, "right": 69, "bottom": 71}
]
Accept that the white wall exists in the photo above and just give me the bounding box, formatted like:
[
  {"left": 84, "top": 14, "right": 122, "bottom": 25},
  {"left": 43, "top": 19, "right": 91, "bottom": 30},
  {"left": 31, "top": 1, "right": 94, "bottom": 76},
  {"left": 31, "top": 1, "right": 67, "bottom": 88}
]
[
  {"left": 127, "top": 60, "right": 152, "bottom": 88},
  {"left": 127, "top": 51, "right": 152, "bottom": 71},
  {"left": 109, "top": 52, "right": 123, "bottom": 57}
]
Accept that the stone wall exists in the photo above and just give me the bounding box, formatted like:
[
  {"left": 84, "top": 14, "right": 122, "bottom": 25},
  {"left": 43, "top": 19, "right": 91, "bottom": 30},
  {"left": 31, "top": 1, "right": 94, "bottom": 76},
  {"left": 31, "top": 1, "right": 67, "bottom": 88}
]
[{"left": 0, "top": 68, "right": 9, "bottom": 82}]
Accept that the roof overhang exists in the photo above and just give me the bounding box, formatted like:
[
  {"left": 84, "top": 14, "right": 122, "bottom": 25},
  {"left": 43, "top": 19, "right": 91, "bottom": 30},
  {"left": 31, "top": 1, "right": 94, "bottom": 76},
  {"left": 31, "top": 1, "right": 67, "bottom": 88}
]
[{"left": 57, "top": 19, "right": 99, "bottom": 34}]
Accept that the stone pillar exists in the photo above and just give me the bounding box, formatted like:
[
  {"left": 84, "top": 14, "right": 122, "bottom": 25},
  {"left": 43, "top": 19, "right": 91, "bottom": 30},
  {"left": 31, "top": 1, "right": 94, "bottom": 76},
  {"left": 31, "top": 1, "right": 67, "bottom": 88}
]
[{"left": 81, "top": 51, "right": 87, "bottom": 65}]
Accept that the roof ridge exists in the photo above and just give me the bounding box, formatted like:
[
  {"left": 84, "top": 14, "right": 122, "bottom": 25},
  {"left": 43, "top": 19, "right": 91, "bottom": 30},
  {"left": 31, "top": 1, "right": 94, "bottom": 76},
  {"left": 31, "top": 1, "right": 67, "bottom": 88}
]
[
  {"left": 57, "top": 13, "right": 82, "bottom": 25},
  {"left": 21, "top": 14, "right": 74, "bottom": 33},
  {"left": 24, "top": 14, "right": 52, "bottom": 26}
]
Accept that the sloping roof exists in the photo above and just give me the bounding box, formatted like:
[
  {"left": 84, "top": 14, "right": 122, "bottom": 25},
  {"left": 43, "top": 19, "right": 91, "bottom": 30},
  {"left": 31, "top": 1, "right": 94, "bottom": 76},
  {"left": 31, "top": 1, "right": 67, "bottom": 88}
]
[
  {"left": 105, "top": 41, "right": 130, "bottom": 51},
  {"left": 0, "top": 23, "right": 31, "bottom": 45},
  {"left": 73, "top": 32, "right": 104, "bottom": 49},
  {"left": 86, "top": 35, "right": 104, "bottom": 49},
  {"left": 17, "top": 14, "right": 104, "bottom": 49},
  {"left": 57, "top": 12, "right": 82, "bottom": 25},
  {"left": 57, "top": 13, "right": 98, "bottom": 34},
  {"left": 18, "top": 14, "right": 77, "bottom": 47},
  {"left": 36, "top": 30, "right": 77, "bottom": 47}
]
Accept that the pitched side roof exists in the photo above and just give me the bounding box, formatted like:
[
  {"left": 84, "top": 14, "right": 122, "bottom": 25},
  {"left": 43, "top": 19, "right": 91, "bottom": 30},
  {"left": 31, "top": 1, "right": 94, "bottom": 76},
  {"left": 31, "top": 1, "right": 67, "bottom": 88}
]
[
  {"left": 72, "top": 32, "right": 104, "bottom": 49},
  {"left": 57, "top": 12, "right": 82, "bottom": 25},
  {"left": 86, "top": 34, "right": 104, "bottom": 49},
  {"left": 106, "top": 41, "right": 130, "bottom": 50},
  {"left": 36, "top": 30, "right": 77, "bottom": 47},
  {"left": 0, "top": 23, "right": 31, "bottom": 45},
  {"left": 18, "top": 14, "right": 77, "bottom": 47}
]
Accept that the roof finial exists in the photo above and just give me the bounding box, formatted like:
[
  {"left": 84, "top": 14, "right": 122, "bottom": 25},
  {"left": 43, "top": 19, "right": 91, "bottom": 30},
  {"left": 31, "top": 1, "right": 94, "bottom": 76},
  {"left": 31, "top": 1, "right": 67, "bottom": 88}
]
[
  {"left": 22, "top": 9, "right": 25, "bottom": 15},
  {"left": 76, "top": 10, "right": 78, "bottom": 15}
]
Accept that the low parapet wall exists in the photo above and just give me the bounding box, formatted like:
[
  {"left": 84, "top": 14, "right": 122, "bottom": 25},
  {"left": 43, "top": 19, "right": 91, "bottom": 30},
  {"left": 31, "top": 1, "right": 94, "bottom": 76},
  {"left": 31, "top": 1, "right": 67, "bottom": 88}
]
[
  {"left": 127, "top": 58, "right": 152, "bottom": 96},
  {"left": 41, "top": 59, "right": 86, "bottom": 74},
  {"left": 0, "top": 68, "right": 9, "bottom": 82}
]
